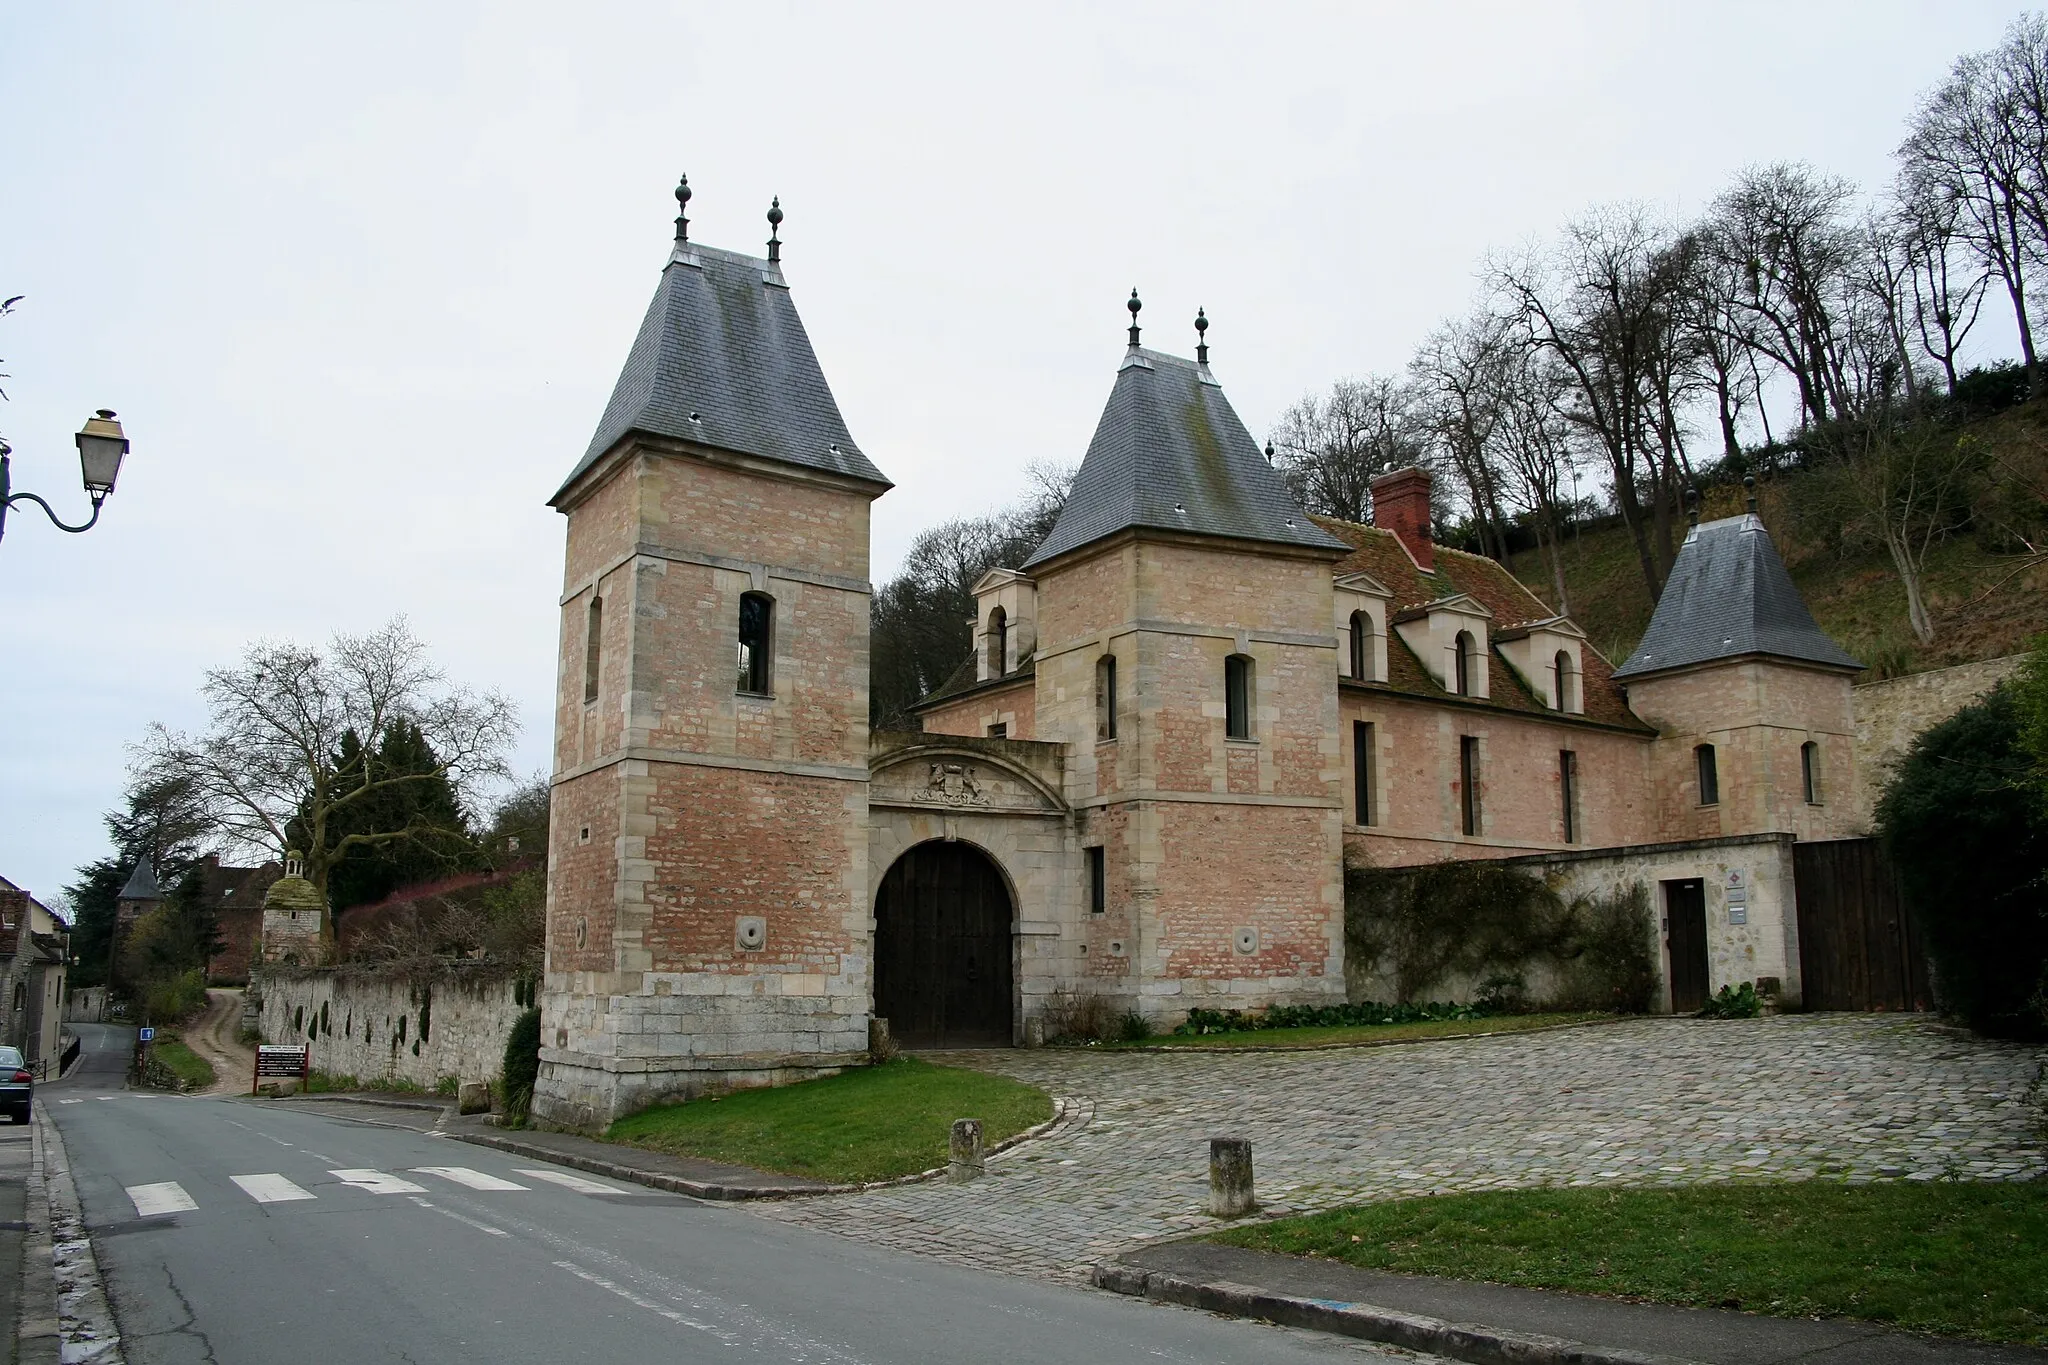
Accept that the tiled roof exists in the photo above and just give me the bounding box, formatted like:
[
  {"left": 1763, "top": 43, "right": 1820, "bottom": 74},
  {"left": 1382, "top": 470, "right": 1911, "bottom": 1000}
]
[
  {"left": 552, "top": 241, "right": 889, "bottom": 504},
  {"left": 118, "top": 856, "right": 161, "bottom": 902},
  {"left": 1614, "top": 513, "right": 1862, "bottom": 679},
  {"left": 914, "top": 657, "right": 1035, "bottom": 711},
  {"left": 1022, "top": 347, "right": 1346, "bottom": 569},
  {"left": 1313, "top": 516, "right": 1650, "bottom": 732}
]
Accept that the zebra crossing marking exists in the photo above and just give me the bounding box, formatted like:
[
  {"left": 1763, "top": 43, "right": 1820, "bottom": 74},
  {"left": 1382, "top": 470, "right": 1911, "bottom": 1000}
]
[
  {"left": 126, "top": 1182, "right": 197, "bottom": 1217},
  {"left": 331, "top": 1169, "right": 427, "bottom": 1195},
  {"left": 411, "top": 1166, "right": 527, "bottom": 1191},
  {"left": 231, "top": 1173, "right": 315, "bottom": 1204},
  {"left": 514, "top": 1169, "right": 641, "bottom": 1196}
]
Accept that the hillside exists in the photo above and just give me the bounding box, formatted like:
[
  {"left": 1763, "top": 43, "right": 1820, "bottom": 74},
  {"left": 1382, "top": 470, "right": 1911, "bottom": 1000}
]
[{"left": 1506, "top": 403, "right": 2048, "bottom": 679}]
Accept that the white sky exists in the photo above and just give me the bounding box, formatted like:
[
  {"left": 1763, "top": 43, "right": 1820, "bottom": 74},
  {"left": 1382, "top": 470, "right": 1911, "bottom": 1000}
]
[{"left": 0, "top": 1, "right": 2025, "bottom": 905}]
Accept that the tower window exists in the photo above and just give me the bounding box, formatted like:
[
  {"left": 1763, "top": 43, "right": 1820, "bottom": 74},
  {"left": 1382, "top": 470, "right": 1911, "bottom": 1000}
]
[
  {"left": 1453, "top": 631, "right": 1477, "bottom": 696},
  {"left": 583, "top": 595, "right": 603, "bottom": 704},
  {"left": 1559, "top": 748, "right": 1578, "bottom": 844},
  {"left": 1553, "top": 650, "right": 1578, "bottom": 712},
  {"left": 1353, "top": 720, "right": 1376, "bottom": 826},
  {"left": 1802, "top": 740, "right": 1821, "bottom": 805},
  {"left": 1225, "top": 654, "right": 1254, "bottom": 740},
  {"left": 987, "top": 606, "right": 1008, "bottom": 676},
  {"left": 1696, "top": 743, "right": 1720, "bottom": 807},
  {"left": 1087, "top": 846, "right": 1106, "bottom": 914},
  {"left": 737, "top": 591, "right": 774, "bottom": 695},
  {"left": 1459, "top": 735, "right": 1481, "bottom": 836},
  {"left": 1096, "top": 655, "right": 1118, "bottom": 741}
]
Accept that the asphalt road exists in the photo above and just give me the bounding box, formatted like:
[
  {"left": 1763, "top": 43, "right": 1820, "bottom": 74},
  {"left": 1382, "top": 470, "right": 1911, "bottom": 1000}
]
[{"left": 46, "top": 1025, "right": 1407, "bottom": 1364}]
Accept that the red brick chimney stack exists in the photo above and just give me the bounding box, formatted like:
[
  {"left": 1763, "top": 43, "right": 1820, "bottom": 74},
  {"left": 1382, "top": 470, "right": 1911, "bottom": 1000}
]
[{"left": 1371, "top": 467, "right": 1435, "bottom": 571}]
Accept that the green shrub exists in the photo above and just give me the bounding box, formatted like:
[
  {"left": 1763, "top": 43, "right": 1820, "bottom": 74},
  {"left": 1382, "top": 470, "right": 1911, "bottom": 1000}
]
[
  {"left": 1878, "top": 685, "right": 2048, "bottom": 1039},
  {"left": 1697, "top": 982, "right": 1761, "bottom": 1019},
  {"left": 501, "top": 1006, "right": 543, "bottom": 1120},
  {"left": 1176, "top": 1000, "right": 1493, "bottom": 1036},
  {"left": 143, "top": 969, "right": 209, "bottom": 1024},
  {"left": 1116, "top": 1011, "right": 1151, "bottom": 1043}
]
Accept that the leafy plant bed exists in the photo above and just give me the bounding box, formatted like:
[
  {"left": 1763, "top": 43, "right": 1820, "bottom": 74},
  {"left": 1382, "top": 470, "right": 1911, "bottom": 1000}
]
[
  {"left": 604, "top": 1057, "right": 1052, "bottom": 1184},
  {"left": 150, "top": 1034, "right": 216, "bottom": 1090},
  {"left": 1212, "top": 1182, "right": 2048, "bottom": 1345},
  {"left": 304, "top": 1070, "right": 430, "bottom": 1096},
  {"left": 1114, "top": 1011, "right": 1612, "bottom": 1049}
]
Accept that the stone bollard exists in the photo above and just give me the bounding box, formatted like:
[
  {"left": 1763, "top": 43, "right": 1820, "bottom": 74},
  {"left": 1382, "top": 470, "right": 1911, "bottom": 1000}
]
[
  {"left": 948, "top": 1118, "right": 985, "bottom": 1183},
  {"left": 869, "top": 1017, "right": 897, "bottom": 1062},
  {"left": 1023, "top": 1017, "right": 1046, "bottom": 1049},
  {"left": 1208, "top": 1137, "right": 1256, "bottom": 1217},
  {"left": 458, "top": 1081, "right": 492, "bottom": 1116}
]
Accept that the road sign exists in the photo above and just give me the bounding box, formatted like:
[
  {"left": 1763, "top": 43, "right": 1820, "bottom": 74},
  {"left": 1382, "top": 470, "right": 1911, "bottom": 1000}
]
[
  {"left": 252, "top": 1044, "right": 311, "bottom": 1093},
  {"left": 137, "top": 1027, "right": 156, "bottom": 1043}
]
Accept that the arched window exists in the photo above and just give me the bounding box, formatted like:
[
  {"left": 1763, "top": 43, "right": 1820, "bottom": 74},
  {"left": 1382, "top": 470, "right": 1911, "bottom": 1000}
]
[
  {"left": 10, "top": 983, "right": 23, "bottom": 1013},
  {"left": 1349, "top": 611, "right": 1370, "bottom": 681},
  {"left": 1802, "top": 740, "right": 1822, "bottom": 804},
  {"left": 737, "top": 591, "right": 774, "bottom": 695},
  {"left": 583, "top": 595, "right": 603, "bottom": 704},
  {"left": 987, "top": 606, "right": 1008, "bottom": 676},
  {"left": 1096, "top": 655, "right": 1118, "bottom": 741},
  {"left": 1453, "top": 631, "right": 1477, "bottom": 696},
  {"left": 1225, "top": 654, "right": 1254, "bottom": 740},
  {"left": 1553, "top": 649, "right": 1578, "bottom": 712},
  {"left": 1695, "top": 743, "right": 1720, "bottom": 806}
]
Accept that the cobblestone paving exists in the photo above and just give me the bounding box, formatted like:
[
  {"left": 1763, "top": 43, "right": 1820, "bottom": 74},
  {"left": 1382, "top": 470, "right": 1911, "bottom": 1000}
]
[{"left": 749, "top": 1015, "right": 2047, "bottom": 1283}]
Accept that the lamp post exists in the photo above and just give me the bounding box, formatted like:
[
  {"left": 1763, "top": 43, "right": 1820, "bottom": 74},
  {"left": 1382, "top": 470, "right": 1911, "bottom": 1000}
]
[{"left": 0, "top": 409, "right": 130, "bottom": 545}]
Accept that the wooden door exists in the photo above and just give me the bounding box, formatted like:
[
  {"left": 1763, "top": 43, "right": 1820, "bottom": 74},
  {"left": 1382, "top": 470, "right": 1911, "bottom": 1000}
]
[
  {"left": 873, "top": 841, "right": 1014, "bottom": 1047},
  {"left": 1665, "top": 878, "right": 1710, "bottom": 1013},
  {"left": 1795, "top": 838, "right": 1931, "bottom": 1011}
]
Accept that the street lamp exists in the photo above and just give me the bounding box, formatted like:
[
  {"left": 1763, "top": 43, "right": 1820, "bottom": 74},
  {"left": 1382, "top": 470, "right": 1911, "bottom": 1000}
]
[{"left": 0, "top": 409, "right": 130, "bottom": 545}]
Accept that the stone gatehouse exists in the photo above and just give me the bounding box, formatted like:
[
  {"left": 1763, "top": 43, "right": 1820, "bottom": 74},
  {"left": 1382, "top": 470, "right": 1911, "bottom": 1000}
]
[{"left": 532, "top": 181, "right": 1871, "bottom": 1127}]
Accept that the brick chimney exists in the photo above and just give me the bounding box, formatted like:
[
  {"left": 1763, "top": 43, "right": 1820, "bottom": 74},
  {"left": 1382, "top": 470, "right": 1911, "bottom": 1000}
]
[{"left": 1371, "top": 467, "right": 1435, "bottom": 571}]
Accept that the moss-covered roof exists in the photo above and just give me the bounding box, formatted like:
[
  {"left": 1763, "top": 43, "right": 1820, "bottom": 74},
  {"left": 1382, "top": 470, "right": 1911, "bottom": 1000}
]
[{"left": 263, "top": 875, "right": 327, "bottom": 913}]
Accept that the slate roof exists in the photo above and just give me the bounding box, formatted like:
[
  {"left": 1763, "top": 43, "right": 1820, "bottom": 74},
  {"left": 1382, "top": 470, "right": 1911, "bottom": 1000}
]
[
  {"left": 551, "top": 241, "right": 888, "bottom": 505},
  {"left": 1021, "top": 347, "right": 1346, "bottom": 569},
  {"left": 1613, "top": 513, "right": 1862, "bottom": 679},
  {"left": 118, "top": 856, "right": 161, "bottom": 903}
]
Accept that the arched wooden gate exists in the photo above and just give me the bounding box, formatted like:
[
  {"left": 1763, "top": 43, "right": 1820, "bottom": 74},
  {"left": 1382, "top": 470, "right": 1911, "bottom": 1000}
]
[{"left": 872, "top": 840, "right": 1014, "bottom": 1047}]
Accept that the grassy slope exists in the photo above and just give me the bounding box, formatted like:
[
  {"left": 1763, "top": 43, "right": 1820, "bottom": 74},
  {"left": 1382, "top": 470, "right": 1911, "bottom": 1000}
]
[
  {"left": 1511, "top": 406, "right": 2048, "bottom": 675},
  {"left": 153, "top": 1036, "right": 217, "bottom": 1090},
  {"left": 1213, "top": 1182, "right": 2048, "bottom": 1345},
  {"left": 605, "top": 1057, "right": 1053, "bottom": 1184}
]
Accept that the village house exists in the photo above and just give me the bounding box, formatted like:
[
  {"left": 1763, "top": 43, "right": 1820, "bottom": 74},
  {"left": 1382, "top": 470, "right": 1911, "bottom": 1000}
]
[
  {"left": 0, "top": 874, "right": 69, "bottom": 1072},
  {"left": 532, "top": 183, "right": 1875, "bottom": 1127}
]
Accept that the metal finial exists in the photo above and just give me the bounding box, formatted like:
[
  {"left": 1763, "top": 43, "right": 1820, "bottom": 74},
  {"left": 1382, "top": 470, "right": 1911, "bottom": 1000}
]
[
  {"left": 1127, "top": 288, "right": 1142, "bottom": 349},
  {"left": 1685, "top": 486, "right": 1700, "bottom": 528},
  {"left": 1194, "top": 307, "right": 1209, "bottom": 365},
  {"left": 766, "top": 196, "right": 783, "bottom": 264},
  {"left": 1264, "top": 440, "right": 1275, "bottom": 463},
  {"left": 674, "top": 175, "right": 692, "bottom": 244},
  {"left": 1743, "top": 475, "right": 1758, "bottom": 514}
]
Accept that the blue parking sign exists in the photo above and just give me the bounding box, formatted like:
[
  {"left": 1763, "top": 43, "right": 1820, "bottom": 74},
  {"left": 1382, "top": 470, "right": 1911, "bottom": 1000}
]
[{"left": 138, "top": 1027, "right": 156, "bottom": 1042}]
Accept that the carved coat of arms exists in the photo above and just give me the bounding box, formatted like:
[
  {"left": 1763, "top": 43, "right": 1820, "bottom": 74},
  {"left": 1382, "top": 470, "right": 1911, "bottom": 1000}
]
[{"left": 916, "top": 761, "right": 992, "bottom": 806}]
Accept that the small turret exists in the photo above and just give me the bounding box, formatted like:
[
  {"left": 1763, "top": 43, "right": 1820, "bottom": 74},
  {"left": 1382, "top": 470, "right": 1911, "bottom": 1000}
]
[{"left": 259, "top": 850, "right": 329, "bottom": 966}]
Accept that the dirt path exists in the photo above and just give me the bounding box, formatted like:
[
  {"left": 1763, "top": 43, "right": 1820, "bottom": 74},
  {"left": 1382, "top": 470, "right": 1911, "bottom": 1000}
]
[{"left": 184, "top": 988, "right": 257, "bottom": 1094}]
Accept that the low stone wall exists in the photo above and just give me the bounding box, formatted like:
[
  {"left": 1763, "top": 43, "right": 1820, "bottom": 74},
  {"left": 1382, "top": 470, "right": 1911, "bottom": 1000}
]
[
  {"left": 1851, "top": 655, "right": 2024, "bottom": 833},
  {"left": 252, "top": 964, "right": 527, "bottom": 1091}
]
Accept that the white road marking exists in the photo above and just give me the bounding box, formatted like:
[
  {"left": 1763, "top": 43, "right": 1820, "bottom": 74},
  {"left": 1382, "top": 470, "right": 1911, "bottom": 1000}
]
[
  {"left": 331, "top": 1169, "right": 427, "bottom": 1195},
  {"left": 552, "top": 1260, "right": 730, "bottom": 1338},
  {"left": 407, "top": 1195, "right": 509, "bottom": 1236},
  {"left": 126, "top": 1182, "right": 197, "bottom": 1217},
  {"left": 514, "top": 1169, "right": 640, "bottom": 1196},
  {"left": 231, "top": 1173, "right": 315, "bottom": 1204},
  {"left": 301, "top": 1152, "right": 336, "bottom": 1162},
  {"left": 412, "top": 1166, "right": 527, "bottom": 1191},
  {"left": 59, "top": 1099, "right": 83, "bottom": 1105}
]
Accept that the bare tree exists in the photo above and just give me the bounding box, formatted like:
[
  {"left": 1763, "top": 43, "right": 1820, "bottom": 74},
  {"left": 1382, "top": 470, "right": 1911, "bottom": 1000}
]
[
  {"left": 1672, "top": 230, "right": 1763, "bottom": 463},
  {"left": 1492, "top": 345, "right": 1584, "bottom": 612},
  {"left": 1268, "top": 376, "right": 1419, "bottom": 524},
  {"left": 1410, "top": 316, "right": 1515, "bottom": 561},
  {"left": 135, "top": 619, "right": 518, "bottom": 927},
  {"left": 1893, "top": 170, "right": 1990, "bottom": 396}
]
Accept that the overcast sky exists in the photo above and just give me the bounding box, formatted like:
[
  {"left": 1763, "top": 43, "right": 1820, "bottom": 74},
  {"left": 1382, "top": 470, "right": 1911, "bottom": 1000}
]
[{"left": 0, "top": 1, "right": 2026, "bottom": 906}]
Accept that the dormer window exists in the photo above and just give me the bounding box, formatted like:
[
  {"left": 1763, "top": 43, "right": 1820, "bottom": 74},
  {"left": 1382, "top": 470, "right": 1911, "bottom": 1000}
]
[
  {"left": 1553, "top": 650, "right": 1579, "bottom": 713},
  {"left": 1348, "top": 612, "right": 1370, "bottom": 681},
  {"left": 987, "top": 607, "right": 1008, "bottom": 676},
  {"left": 1454, "top": 631, "right": 1478, "bottom": 696}
]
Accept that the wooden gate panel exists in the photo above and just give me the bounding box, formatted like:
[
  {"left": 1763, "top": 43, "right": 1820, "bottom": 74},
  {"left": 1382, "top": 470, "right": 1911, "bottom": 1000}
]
[
  {"left": 873, "top": 841, "right": 1014, "bottom": 1047},
  {"left": 1794, "top": 838, "right": 1930, "bottom": 1012}
]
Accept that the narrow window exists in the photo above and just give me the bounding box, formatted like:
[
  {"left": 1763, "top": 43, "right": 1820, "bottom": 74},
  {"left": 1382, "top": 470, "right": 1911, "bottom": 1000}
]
[
  {"left": 1087, "top": 846, "right": 1106, "bottom": 914},
  {"left": 987, "top": 722, "right": 1008, "bottom": 738},
  {"left": 1096, "top": 655, "right": 1118, "bottom": 741},
  {"left": 1559, "top": 749, "right": 1578, "bottom": 844},
  {"left": 1696, "top": 743, "right": 1720, "bottom": 806},
  {"left": 583, "top": 595, "right": 603, "bottom": 704},
  {"left": 1225, "top": 654, "right": 1253, "bottom": 740},
  {"left": 1553, "top": 650, "right": 1577, "bottom": 712},
  {"left": 987, "top": 606, "right": 1008, "bottom": 676},
  {"left": 737, "top": 591, "right": 773, "bottom": 695},
  {"left": 1453, "top": 631, "right": 1475, "bottom": 695},
  {"left": 1802, "top": 740, "right": 1821, "bottom": 804},
  {"left": 1348, "top": 611, "right": 1369, "bottom": 681},
  {"left": 1353, "top": 720, "right": 1376, "bottom": 826},
  {"left": 1459, "top": 735, "right": 1481, "bottom": 836}
]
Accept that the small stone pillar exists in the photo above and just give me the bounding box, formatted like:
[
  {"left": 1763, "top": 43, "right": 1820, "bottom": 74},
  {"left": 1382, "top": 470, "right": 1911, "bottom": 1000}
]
[
  {"left": 1208, "top": 1137, "right": 1256, "bottom": 1217},
  {"left": 869, "top": 1017, "right": 895, "bottom": 1061},
  {"left": 948, "top": 1118, "right": 985, "bottom": 1183},
  {"left": 458, "top": 1081, "right": 492, "bottom": 1116},
  {"left": 1023, "top": 1017, "right": 1045, "bottom": 1049}
]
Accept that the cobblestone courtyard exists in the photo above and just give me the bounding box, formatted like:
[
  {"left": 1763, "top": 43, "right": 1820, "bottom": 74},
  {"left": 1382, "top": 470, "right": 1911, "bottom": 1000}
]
[{"left": 748, "top": 1015, "right": 2047, "bottom": 1283}]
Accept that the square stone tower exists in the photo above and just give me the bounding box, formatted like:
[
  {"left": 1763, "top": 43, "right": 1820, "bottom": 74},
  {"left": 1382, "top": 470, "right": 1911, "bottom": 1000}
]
[
  {"left": 534, "top": 184, "right": 891, "bottom": 1129},
  {"left": 1017, "top": 301, "right": 1350, "bottom": 1021}
]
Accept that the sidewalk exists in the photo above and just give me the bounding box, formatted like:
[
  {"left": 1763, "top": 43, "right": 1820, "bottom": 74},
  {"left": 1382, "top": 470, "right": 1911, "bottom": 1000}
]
[{"left": 1097, "top": 1240, "right": 2048, "bottom": 1365}]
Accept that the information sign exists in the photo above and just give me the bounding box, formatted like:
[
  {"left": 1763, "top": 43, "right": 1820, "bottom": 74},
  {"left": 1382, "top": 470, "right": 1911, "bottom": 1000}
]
[
  {"left": 137, "top": 1027, "right": 156, "bottom": 1043},
  {"left": 253, "top": 1044, "right": 312, "bottom": 1092}
]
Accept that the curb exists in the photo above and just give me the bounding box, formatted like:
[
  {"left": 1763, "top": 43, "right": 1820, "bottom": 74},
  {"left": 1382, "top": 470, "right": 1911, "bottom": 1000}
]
[
  {"left": 1090, "top": 1262, "right": 1701, "bottom": 1365},
  {"left": 259, "top": 1093, "right": 453, "bottom": 1114},
  {"left": 25, "top": 1106, "right": 123, "bottom": 1363},
  {"left": 444, "top": 1095, "right": 1085, "bottom": 1202}
]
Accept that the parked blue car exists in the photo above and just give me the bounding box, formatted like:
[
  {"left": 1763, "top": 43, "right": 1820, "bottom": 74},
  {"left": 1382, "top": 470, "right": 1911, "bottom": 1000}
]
[{"left": 0, "top": 1046, "right": 31, "bottom": 1121}]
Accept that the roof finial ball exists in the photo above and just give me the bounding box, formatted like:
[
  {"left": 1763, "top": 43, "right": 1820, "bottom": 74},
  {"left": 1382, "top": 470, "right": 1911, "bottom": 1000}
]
[
  {"left": 1195, "top": 306, "right": 1210, "bottom": 366},
  {"left": 1744, "top": 474, "right": 1758, "bottom": 515},
  {"left": 1127, "top": 288, "right": 1143, "bottom": 349},
  {"left": 674, "top": 174, "right": 692, "bottom": 244},
  {"left": 766, "top": 195, "right": 783, "bottom": 265},
  {"left": 1685, "top": 485, "right": 1700, "bottom": 529}
]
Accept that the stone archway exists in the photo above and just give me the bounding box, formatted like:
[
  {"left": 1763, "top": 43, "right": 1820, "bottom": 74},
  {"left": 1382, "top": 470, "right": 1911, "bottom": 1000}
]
[{"left": 873, "top": 840, "right": 1014, "bottom": 1047}]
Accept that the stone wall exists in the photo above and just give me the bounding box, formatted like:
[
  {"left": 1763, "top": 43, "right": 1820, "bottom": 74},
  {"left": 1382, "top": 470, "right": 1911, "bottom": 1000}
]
[
  {"left": 254, "top": 965, "right": 526, "bottom": 1091},
  {"left": 1850, "top": 655, "right": 2024, "bottom": 833}
]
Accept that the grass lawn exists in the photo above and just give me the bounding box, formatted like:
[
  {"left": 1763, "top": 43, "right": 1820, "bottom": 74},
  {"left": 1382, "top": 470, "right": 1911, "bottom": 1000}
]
[
  {"left": 1115, "top": 1011, "right": 1611, "bottom": 1050},
  {"left": 605, "top": 1057, "right": 1053, "bottom": 1184},
  {"left": 152, "top": 1035, "right": 216, "bottom": 1090},
  {"left": 1213, "top": 1182, "right": 2048, "bottom": 1345}
]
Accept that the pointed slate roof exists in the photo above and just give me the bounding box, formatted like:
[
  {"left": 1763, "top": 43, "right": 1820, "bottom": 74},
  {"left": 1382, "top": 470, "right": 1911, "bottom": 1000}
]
[
  {"left": 551, "top": 240, "right": 888, "bottom": 504},
  {"left": 1613, "top": 513, "right": 1862, "bottom": 679},
  {"left": 118, "top": 856, "right": 161, "bottom": 903},
  {"left": 1021, "top": 347, "right": 1346, "bottom": 569}
]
